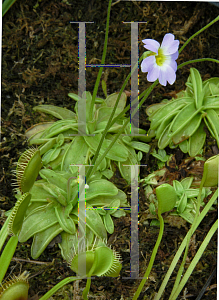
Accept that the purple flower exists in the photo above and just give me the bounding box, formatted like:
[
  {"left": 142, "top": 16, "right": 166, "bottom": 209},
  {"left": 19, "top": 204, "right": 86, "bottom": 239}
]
[{"left": 141, "top": 33, "right": 179, "bottom": 86}]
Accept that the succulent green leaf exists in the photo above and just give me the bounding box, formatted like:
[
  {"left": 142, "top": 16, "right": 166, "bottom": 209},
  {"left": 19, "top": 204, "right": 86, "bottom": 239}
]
[
  {"left": 172, "top": 113, "right": 202, "bottom": 145},
  {"left": 61, "top": 136, "right": 89, "bottom": 173},
  {"left": 146, "top": 102, "right": 167, "bottom": 117},
  {"left": 156, "top": 184, "right": 177, "bottom": 215},
  {"left": 203, "top": 77, "right": 219, "bottom": 97},
  {"left": 84, "top": 133, "right": 128, "bottom": 162},
  {"left": 118, "top": 145, "right": 139, "bottom": 183},
  {"left": 87, "top": 190, "right": 127, "bottom": 207},
  {"left": 149, "top": 99, "right": 189, "bottom": 130},
  {"left": 40, "top": 119, "right": 77, "bottom": 139},
  {"left": 105, "top": 92, "right": 127, "bottom": 110},
  {"left": 103, "top": 213, "right": 114, "bottom": 234},
  {"left": 158, "top": 123, "right": 172, "bottom": 149},
  {"left": 188, "top": 121, "right": 206, "bottom": 157},
  {"left": 19, "top": 204, "right": 58, "bottom": 242},
  {"left": 25, "top": 122, "right": 54, "bottom": 140},
  {"left": 101, "top": 79, "right": 108, "bottom": 98},
  {"left": 201, "top": 154, "right": 219, "bottom": 187},
  {"left": 34, "top": 105, "right": 76, "bottom": 120},
  {"left": 168, "top": 103, "right": 203, "bottom": 139},
  {"left": 184, "top": 189, "right": 199, "bottom": 198},
  {"left": 31, "top": 223, "right": 63, "bottom": 259},
  {"left": 39, "top": 169, "right": 68, "bottom": 191},
  {"left": 155, "top": 110, "right": 179, "bottom": 139},
  {"left": 127, "top": 140, "right": 150, "bottom": 153},
  {"left": 177, "top": 193, "right": 188, "bottom": 214},
  {"left": 38, "top": 138, "right": 57, "bottom": 155},
  {"left": 179, "top": 139, "right": 189, "bottom": 153},
  {"left": 68, "top": 92, "right": 81, "bottom": 101},
  {"left": 203, "top": 96, "right": 219, "bottom": 109},
  {"left": 172, "top": 180, "right": 183, "bottom": 196},
  {"left": 85, "top": 179, "right": 118, "bottom": 200},
  {"left": 179, "top": 209, "right": 195, "bottom": 224},
  {"left": 205, "top": 109, "right": 219, "bottom": 144},
  {"left": 84, "top": 208, "right": 107, "bottom": 240},
  {"left": 55, "top": 204, "right": 76, "bottom": 234},
  {"left": 180, "top": 177, "right": 193, "bottom": 189},
  {"left": 189, "top": 68, "right": 204, "bottom": 109},
  {"left": 58, "top": 232, "right": 78, "bottom": 262}
]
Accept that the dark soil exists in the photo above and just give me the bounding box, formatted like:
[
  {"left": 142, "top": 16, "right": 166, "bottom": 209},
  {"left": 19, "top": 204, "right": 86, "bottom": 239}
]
[{"left": 1, "top": 1, "right": 218, "bottom": 299}]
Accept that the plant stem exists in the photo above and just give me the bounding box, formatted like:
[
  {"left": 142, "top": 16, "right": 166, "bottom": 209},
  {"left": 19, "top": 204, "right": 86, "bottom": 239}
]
[
  {"left": 89, "top": 0, "right": 113, "bottom": 120},
  {"left": 39, "top": 276, "right": 84, "bottom": 300},
  {"left": 132, "top": 213, "right": 164, "bottom": 300},
  {"left": 154, "top": 188, "right": 218, "bottom": 300},
  {"left": 169, "top": 182, "right": 204, "bottom": 300},
  {"left": 82, "top": 277, "right": 92, "bottom": 300},
  {"left": 178, "top": 58, "right": 219, "bottom": 70},
  {"left": 179, "top": 15, "right": 219, "bottom": 55},
  {"left": 170, "top": 219, "right": 218, "bottom": 300},
  {"left": 86, "top": 55, "right": 144, "bottom": 180}
]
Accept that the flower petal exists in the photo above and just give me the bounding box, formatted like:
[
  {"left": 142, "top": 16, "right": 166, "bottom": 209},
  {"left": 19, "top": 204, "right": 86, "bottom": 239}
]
[
  {"left": 171, "top": 51, "right": 179, "bottom": 61},
  {"left": 142, "top": 39, "right": 160, "bottom": 53},
  {"left": 161, "top": 33, "right": 179, "bottom": 55},
  {"left": 147, "top": 64, "right": 160, "bottom": 82},
  {"left": 168, "top": 58, "right": 177, "bottom": 72},
  {"left": 159, "top": 64, "right": 176, "bottom": 86},
  {"left": 141, "top": 56, "right": 156, "bottom": 73}
]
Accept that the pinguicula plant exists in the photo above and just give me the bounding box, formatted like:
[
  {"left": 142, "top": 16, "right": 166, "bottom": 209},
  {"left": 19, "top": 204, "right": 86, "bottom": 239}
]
[
  {"left": 143, "top": 174, "right": 211, "bottom": 224},
  {"left": 2, "top": 0, "right": 219, "bottom": 299},
  {"left": 25, "top": 89, "right": 150, "bottom": 183},
  {"left": 146, "top": 68, "right": 219, "bottom": 156}
]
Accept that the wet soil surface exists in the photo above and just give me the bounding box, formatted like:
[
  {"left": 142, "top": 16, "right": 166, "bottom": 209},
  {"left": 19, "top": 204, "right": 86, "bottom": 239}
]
[{"left": 1, "top": 1, "right": 219, "bottom": 299}]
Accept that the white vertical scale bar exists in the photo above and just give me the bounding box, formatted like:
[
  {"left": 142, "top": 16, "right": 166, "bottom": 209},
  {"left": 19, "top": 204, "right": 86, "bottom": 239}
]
[
  {"left": 131, "top": 22, "right": 139, "bottom": 135},
  {"left": 130, "top": 165, "right": 139, "bottom": 278},
  {"left": 78, "top": 165, "right": 86, "bottom": 276},
  {"left": 78, "top": 23, "right": 87, "bottom": 135}
]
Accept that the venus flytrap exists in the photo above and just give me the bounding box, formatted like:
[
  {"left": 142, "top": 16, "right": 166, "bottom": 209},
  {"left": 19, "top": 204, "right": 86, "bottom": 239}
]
[
  {"left": 17, "top": 168, "right": 129, "bottom": 259},
  {"left": 38, "top": 240, "right": 122, "bottom": 300},
  {"left": 0, "top": 194, "right": 32, "bottom": 299}
]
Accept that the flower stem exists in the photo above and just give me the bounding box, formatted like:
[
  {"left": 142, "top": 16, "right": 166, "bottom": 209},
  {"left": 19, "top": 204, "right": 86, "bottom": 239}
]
[
  {"left": 169, "top": 182, "right": 204, "bottom": 300},
  {"left": 132, "top": 213, "right": 164, "bottom": 300},
  {"left": 179, "top": 15, "right": 219, "bottom": 55},
  {"left": 89, "top": 0, "right": 113, "bottom": 120},
  {"left": 154, "top": 188, "right": 218, "bottom": 300},
  {"left": 178, "top": 58, "right": 219, "bottom": 69},
  {"left": 170, "top": 219, "right": 218, "bottom": 300},
  {"left": 86, "top": 55, "right": 143, "bottom": 180}
]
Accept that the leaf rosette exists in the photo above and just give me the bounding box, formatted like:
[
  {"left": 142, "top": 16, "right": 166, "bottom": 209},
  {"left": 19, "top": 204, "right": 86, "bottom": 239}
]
[
  {"left": 18, "top": 168, "right": 129, "bottom": 259},
  {"left": 146, "top": 68, "right": 219, "bottom": 156},
  {"left": 25, "top": 91, "right": 150, "bottom": 182}
]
